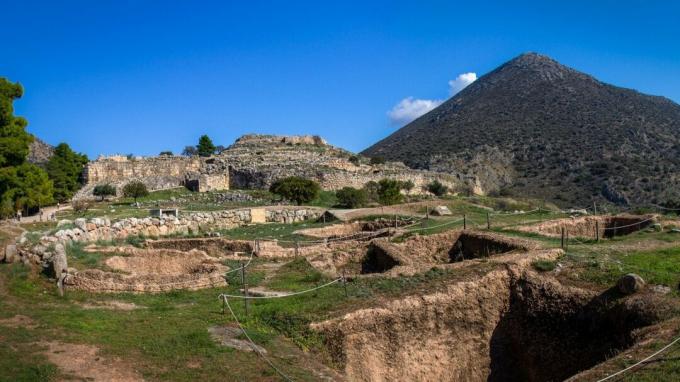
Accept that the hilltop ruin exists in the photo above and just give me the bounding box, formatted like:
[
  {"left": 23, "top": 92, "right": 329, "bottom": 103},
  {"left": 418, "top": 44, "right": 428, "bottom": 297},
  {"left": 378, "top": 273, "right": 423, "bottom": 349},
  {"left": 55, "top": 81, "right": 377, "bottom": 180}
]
[{"left": 76, "top": 134, "right": 467, "bottom": 199}]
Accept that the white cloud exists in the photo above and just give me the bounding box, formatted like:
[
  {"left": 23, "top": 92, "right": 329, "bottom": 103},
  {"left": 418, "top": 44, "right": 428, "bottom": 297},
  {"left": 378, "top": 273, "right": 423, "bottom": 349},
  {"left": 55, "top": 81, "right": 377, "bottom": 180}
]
[
  {"left": 387, "top": 71, "right": 477, "bottom": 125},
  {"left": 448, "top": 72, "right": 477, "bottom": 95},
  {"left": 387, "top": 97, "right": 443, "bottom": 125}
]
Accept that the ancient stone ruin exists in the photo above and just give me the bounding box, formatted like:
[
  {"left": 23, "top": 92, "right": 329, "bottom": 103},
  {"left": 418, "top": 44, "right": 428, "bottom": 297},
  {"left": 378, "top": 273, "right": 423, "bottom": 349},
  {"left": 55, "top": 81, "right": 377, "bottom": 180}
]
[{"left": 76, "top": 134, "right": 464, "bottom": 199}]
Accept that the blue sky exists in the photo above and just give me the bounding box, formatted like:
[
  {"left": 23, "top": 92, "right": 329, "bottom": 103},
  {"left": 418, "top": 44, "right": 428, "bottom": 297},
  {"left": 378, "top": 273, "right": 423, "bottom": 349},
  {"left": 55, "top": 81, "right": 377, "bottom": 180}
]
[{"left": 3, "top": 1, "right": 679, "bottom": 158}]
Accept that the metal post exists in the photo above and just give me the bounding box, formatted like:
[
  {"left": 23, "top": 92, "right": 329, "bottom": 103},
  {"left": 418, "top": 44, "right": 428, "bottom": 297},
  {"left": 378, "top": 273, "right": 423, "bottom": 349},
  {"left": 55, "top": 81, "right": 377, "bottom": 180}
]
[
  {"left": 240, "top": 261, "right": 249, "bottom": 317},
  {"left": 463, "top": 214, "right": 467, "bottom": 230},
  {"left": 561, "top": 227, "right": 565, "bottom": 249},
  {"left": 486, "top": 212, "right": 491, "bottom": 230},
  {"left": 596, "top": 221, "right": 600, "bottom": 242}
]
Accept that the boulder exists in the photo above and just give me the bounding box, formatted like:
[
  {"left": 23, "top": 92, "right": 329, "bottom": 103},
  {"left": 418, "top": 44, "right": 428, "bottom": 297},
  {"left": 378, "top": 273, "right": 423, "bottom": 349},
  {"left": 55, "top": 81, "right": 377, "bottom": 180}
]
[
  {"left": 57, "top": 219, "right": 73, "bottom": 228},
  {"left": 430, "top": 205, "right": 453, "bottom": 216},
  {"left": 3, "top": 245, "right": 17, "bottom": 263},
  {"left": 52, "top": 244, "right": 69, "bottom": 280},
  {"left": 74, "top": 218, "right": 87, "bottom": 231},
  {"left": 617, "top": 273, "right": 645, "bottom": 295}
]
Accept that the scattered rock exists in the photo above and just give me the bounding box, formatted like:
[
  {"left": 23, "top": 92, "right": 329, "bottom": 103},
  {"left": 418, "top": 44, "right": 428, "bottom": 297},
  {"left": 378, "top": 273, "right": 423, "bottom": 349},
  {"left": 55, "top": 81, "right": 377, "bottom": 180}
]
[
  {"left": 208, "top": 325, "right": 266, "bottom": 353},
  {"left": 3, "top": 244, "right": 17, "bottom": 263},
  {"left": 651, "top": 285, "right": 671, "bottom": 295},
  {"left": 617, "top": 273, "right": 645, "bottom": 295},
  {"left": 431, "top": 206, "right": 453, "bottom": 216}
]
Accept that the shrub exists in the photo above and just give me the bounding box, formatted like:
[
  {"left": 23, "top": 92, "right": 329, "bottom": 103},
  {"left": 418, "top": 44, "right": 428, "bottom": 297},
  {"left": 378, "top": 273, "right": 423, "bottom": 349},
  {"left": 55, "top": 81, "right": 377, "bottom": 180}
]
[
  {"left": 363, "top": 181, "right": 380, "bottom": 204},
  {"left": 349, "top": 155, "right": 361, "bottom": 166},
  {"left": 159, "top": 151, "right": 173, "bottom": 156},
  {"left": 72, "top": 200, "right": 92, "bottom": 214},
  {"left": 92, "top": 184, "right": 116, "bottom": 201},
  {"left": 377, "top": 179, "right": 403, "bottom": 205},
  {"left": 122, "top": 181, "right": 149, "bottom": 203},
  {"left": 269, "top": 177, "right": 320, "bottom": 205},
  {"left": 335, "top": 187, "right": 367, "bottom": 208},
  {"left": 400, "top": 180, "right": 415, "bottom": 193},
  {"left": 427, "top": 180, "right": 449, "bottom": 196},
  {"left": 369, "top": 156, "right": 386, "bottom": 165}
]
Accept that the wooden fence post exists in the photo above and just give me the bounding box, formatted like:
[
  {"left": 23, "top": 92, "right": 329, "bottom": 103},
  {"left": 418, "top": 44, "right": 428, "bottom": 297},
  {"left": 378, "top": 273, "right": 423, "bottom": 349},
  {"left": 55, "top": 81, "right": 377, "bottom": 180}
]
[
  {"left": 240, "top": 261, "right": 249, "bottom": 317},
  {"left": 463, "top": 214, "right": 467, "bottom": 230},
  {"left": 486, "top": 212, "right": 491, "bottom": 230},
  {"left": 561, "top": 227, "right": 565, "bottom": 249},
  {"left": 596, "top": 221, "right": 600, "bottom": 242}
]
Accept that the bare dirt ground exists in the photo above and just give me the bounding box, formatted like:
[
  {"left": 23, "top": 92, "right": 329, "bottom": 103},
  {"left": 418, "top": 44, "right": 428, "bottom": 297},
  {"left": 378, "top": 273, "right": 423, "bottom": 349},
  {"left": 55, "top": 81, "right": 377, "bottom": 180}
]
[
  {"left": 0, "top": 314, "right": 38, "bottom": 329},
  {"left": 39, "top": 341, "right": 144, "bottom": 382}
]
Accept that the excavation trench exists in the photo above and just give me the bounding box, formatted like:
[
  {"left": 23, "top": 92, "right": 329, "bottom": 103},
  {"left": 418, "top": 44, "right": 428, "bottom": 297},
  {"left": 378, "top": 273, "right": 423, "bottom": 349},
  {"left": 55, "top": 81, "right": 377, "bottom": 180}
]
[
  {"left": 313, "top": 269, "right": 663, "bottom": 382},
  {"left": 361, "top": 230, "right": 535, "bottom": 274},
  {"left": 515, "top": 214, "right": 655, "bottom": 239}
]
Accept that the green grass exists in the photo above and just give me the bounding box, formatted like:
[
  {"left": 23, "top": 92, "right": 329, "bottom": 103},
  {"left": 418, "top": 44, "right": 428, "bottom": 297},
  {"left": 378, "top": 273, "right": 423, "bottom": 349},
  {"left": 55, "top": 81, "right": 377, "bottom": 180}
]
[{"left": 532, "top": 259, "right": 558, "bottom": 272}]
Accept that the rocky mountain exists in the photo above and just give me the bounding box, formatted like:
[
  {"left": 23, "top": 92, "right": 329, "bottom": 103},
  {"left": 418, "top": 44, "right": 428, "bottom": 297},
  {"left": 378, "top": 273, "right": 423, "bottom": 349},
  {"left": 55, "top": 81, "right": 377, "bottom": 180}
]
[
  {"left": 363, "top": 53, "right": 680, "bottom": 206},
  {"left": 27, "top": 136, "right": 54, "bottom": 164}
]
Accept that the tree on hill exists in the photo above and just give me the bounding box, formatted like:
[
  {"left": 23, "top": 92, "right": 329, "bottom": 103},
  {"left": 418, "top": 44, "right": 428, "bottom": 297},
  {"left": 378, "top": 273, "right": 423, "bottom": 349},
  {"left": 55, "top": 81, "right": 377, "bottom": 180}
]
[
  {"left": 427, "top": 180, "right": 449, "bottom": 196},
  {"left": 182, "top": 146, "right": 198, "bottom": 156},
  {"left": 0, "top": 78, "right": 53, "bottom": 217},
  {"left": 336, "top": 187, "right": 367, "bottom": 208},
  {"left": 269, "top": 177, "right": 320, "bottom": 205},
  {"left": 159, "top": 151, "right": 173, "bottom": 156},
  {"left": 93, "top": 184, "right": 116, "bottom": 201},
  {"left": 46, "top": 143, "right": 89, "bottom": 202},
  {"left": 377, "top": 179, "right": 403, "bottom": 205},
  {"left": 197, "top": 135, "right": 216, "bottom": 157},
  {"left": 123, "top": 181, "right": 149, "bottom": 203}
]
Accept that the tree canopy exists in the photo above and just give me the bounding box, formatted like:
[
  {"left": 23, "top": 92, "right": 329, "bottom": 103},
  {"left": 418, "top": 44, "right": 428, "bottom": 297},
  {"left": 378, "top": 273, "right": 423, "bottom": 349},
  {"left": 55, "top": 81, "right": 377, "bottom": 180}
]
[
  {"left": 336, "top": 187, "right": 367, "bottom": 208},
  {"left": 123, "top": 181, "right": 149, "bottom": 202},
  {"left": 197, "top": 135, "right": 216, "bottom": 157},
  {"left": 46, "top": 143, "right": 89, "bottom": 202},
  {"left": 269, "top": 177, "right": 320, "bottom": 205},
  {"left": 377, "top": 179, "right": 404, "bottom": 205},
  {"left": 0, "top": 78, "right": 54, "bottom": 217}
]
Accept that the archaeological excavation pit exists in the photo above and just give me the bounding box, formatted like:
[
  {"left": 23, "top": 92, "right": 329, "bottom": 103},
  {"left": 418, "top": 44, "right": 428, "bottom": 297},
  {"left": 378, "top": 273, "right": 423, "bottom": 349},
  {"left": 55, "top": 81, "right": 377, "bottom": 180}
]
[
  {"left": 294, "top": 219, "right": 412, "bottom": 241},
  {"left": 360, "top": 230, "right": 536, "bottom": 274},
  {"left": 313, "top": 269, "right": 668, "bottom": 382},
  {"left": 144, "top": 237, "right": 254, "bottom": 257},
  {"left": 514, "top": 214, "right": 655, "bottom": 239},
  {"left": 64, "top": 247, "right": 228, "bottom": 293}
]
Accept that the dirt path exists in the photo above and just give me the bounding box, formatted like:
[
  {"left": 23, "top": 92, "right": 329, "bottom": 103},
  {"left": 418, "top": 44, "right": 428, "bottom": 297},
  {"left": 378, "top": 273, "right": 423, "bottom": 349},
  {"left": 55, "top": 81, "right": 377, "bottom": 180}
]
[
  {"left": 39, "top": 341, "right": 144, "bottom": 382},
  {"left": 18, "top": 204, "right": 72, "bottom": 224}
]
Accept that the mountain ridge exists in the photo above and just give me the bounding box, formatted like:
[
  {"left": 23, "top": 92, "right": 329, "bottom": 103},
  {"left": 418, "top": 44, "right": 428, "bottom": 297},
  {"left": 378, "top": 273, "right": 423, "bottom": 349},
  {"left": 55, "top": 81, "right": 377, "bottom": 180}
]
[{"left": 363, "top": 52, "right": 680, "bottom": 206}]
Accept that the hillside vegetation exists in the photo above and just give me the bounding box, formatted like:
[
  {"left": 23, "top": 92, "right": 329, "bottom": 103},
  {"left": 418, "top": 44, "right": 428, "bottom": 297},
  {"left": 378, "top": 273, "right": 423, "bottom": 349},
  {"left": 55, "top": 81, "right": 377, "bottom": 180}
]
[{"left": 363, "top": 53, "right": 680, "bottom": 207}]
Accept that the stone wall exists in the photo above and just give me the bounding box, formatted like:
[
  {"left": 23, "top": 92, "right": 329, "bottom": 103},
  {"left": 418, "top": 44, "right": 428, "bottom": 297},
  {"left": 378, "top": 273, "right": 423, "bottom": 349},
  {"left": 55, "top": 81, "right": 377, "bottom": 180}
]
[{"left": 84, "top": 155, "right": 202, "bottom": 184}]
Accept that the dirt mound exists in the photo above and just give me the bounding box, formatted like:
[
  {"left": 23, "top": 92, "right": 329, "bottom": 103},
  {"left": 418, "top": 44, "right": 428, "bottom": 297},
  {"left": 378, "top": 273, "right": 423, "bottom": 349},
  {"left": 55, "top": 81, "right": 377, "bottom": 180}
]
[
  {"left": 312, "top": 268, "right": 670, "bottom": 382},
  {"left": 514, "top": 214, "right": 655, "bottom": 239},
  {"left": 104, "top": 250, "right": 220, "bottom": 276}
]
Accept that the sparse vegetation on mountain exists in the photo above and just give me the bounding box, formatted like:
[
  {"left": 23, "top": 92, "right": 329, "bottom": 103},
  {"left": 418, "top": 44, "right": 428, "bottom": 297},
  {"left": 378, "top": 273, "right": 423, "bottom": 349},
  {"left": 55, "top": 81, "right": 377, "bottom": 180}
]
[
  {"left": 159, "top": 151, "right": 173, "bottom": 156},
  {"left": 269, "top": 176, "right": 320, "bottom": 205},
  {"left": 363, "top": 52, "right": 680, "bottom": 207},
  {"left": 369, "top": 156, "right": 385, "bottom": 165}
]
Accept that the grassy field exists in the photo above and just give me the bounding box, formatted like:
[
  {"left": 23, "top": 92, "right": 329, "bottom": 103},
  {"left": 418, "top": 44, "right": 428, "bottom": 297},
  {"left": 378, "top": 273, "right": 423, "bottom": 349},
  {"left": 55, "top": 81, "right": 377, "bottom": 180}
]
[{"left": 2, "top": 195, "right": 680, "bottom": 381}]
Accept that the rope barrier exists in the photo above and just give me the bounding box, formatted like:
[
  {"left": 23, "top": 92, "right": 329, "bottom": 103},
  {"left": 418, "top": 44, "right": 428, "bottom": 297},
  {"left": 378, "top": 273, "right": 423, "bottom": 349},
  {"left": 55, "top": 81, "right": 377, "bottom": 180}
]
[
  {"left": 224, "top": 250, "right": 254, "bottom": 275},
  {"left": 600, "top": 216, "right": 656, "bottom": 231},
  {"left": 221, "top": 295, "right": 294, "bottom": 382},
  {"left": 406, "top": 218, "right": 465, "bottom": 232},
  {"left": 218, "top": 278, "right": 342, "bottom": 300},
  {"left": 593, "top": 336, "right": 680, "bottom": 382}
]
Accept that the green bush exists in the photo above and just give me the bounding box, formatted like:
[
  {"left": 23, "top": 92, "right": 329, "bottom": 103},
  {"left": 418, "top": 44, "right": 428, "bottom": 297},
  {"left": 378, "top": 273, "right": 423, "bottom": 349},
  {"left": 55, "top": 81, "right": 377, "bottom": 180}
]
[
  {"left": 377, "top": 179, "right": 403, "bottom": 205},
  {"left": 92, "top": 184, "right": 116, "bottom": 201},
  {"left": 427, "top": 180, "right": 449, "bottom": 196},
  {"left": 269, "top": 177, "right": 320, "bottom": 205},
  {"left": 363, "top": 181, "right": 380, "bottom": 203},
  {"left": 369, "top": 156, "right": 386, "bottom": 165},
  {"left": 122, "top": 181, "right": 149, "bottom": 202},
  {"left": 335, "top": 187, "right": 367, "bottom": 208}
]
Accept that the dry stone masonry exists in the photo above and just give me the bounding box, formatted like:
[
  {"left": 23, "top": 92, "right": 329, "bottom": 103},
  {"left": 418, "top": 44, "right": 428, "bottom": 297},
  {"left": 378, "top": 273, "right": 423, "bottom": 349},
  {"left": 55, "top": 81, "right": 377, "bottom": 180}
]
[{"left": 76, "top": 134, "right": 466, "bottom": 199}]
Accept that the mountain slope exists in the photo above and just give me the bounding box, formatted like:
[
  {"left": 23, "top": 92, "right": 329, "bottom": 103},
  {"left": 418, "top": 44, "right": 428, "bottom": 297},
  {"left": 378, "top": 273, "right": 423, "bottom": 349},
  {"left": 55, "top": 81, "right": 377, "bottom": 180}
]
[
  {"left": 363, "top": 53, "right": 680, "bottom": 206},
  {"left": 27, "top": 136, "right": 54, "bottom": 164}
]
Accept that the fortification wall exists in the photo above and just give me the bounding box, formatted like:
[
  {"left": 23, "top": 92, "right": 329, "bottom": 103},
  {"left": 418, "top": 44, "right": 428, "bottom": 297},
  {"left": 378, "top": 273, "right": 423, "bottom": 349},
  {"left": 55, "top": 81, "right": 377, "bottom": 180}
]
[{"left": 84, "top": 156, "right": 202, "bottom": 184}]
